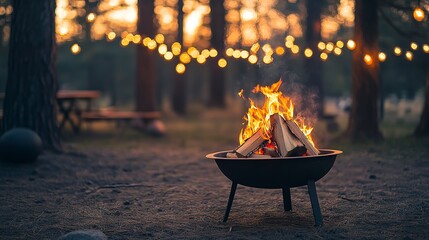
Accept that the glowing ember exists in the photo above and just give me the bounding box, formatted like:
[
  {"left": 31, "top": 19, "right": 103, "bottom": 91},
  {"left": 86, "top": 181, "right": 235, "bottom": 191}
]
[{"left": 239, "top": 80, "right": 316, "bottom": 149}]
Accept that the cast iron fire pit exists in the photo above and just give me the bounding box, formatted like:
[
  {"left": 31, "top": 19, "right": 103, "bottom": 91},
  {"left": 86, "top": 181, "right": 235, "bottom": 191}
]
[{"left": 206, "top": 149, "right": 342, "bottom": 226}]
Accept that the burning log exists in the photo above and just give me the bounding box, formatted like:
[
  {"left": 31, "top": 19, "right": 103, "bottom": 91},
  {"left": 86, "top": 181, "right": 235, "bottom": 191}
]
[
  {"left": 285, "top": 120, "right": 320, "bottom": 156},
  {"left": 234, "top": 129, "right": 267, "bottom": 157},
  {"left": 271, "top": 114, "right": 306, "bottom": 157}
]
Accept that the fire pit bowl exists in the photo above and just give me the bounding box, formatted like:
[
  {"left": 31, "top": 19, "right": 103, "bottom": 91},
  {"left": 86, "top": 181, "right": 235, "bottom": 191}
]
[{"left": 206, "top": 149, "right": 342, "bottom": 226}]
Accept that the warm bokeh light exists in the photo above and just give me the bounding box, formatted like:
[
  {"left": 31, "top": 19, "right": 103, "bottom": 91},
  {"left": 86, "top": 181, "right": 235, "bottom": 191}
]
[
  {"left": 70, "top": 43, "right": 81, "bottom": 54},
  {"left": 179, "top": 52, "right": 191, "bottom": 64},
  {"left": 164, "top": 51, "right": 173, "bottom": 60},
  {"left": 176, "top": 63, "right": 186, "bottom": 74},
  {"left": 410, "top": 42, "right": 418, "bottom": 50},
  {"left": 291, "top": 45, "right": 299, "bottom": 54},
  {"left": 250, "top": 43, "right": 260, "bottom": 53},
  {"left": 155, "top": 34, "right": 165, "bottom": 44},
  {"left": 333, "top": 47, "right": 342, "bottom": 55},
  {"left": 121, "top": 38, "right": 129, "bottom": 46},
  {"left": 218, "top": 58, "right": 227, "bottom": 68},
  {"left": 326, "top": 42, "right": 334, "bottom": 52},
  {"left": 87, "top": 13, "right": 96, "bottom": 22},
  {"left": 363, "top": 54, "right": 373, "bottom": 65},
  {"left": 347, "top": 40, "right": 356, "bottom": 50},
  {"left": 107, "top": 31, "right": 116, "bottom": 41},
  {"left": 132, "top": 34, "right": 141, "bottom": 44},
  {"left": 248, "top": 54, "right": 258, "bottom": 64},
  {"left": 275, "top": 46, "right": 285, "bottom": 56},
  {"left": 201, "top": 49, "right": 210, "bottom": 58},
  {"left": 263, "top": 55, "right": 273, "bottom": 64},
  {"left": 158, "top": 44, "right": 168, "bottom": 55},
  {"left": 241, "top": 50, "right": 250, "bottom": 59},
  {"left": 209, "top": 48, "right": 218, "bottom": 57},
  {"left": 318, "top": 42, "right": 326, "bottom": 50},
  {"left": 197, "top": 55, "right": 206, "bottom": 64},
  {"left": 147, "top": 40, "right": 157, "bottom": 50},
  {"left": 226, "top": 48, "right": 234, "bottom": 57},
  {"left": 405, "top": 51, "right": 413, "bottom": 61},
  {"left": 304, "top": 48, "right": 313, "bottom": 58},
  {"left": 394, "top": 47, "right": 402, "bottom": 56},
  {"left": 172, "top": 42, "right": 181, "bottom": 55},
  {"left": 423, "top": 44, "right": 429, "bottom": 53},
  {"left": 320, "top": 52, "right": 328, "bottom": 61},
  {"left": 413, "top": 7, "right": 425, "bottom": 22},
  {"left": 285, "top": 40, "right": 294, "bottom": 48},
  {"left": 232, "top": 49, "right": 241, "bottom": 58},
  {"left": 378, "top": 52, "right": 386, "bottom": 62},
  {"left": 336, "top": 40, "right": 344, "bottom": 48}
]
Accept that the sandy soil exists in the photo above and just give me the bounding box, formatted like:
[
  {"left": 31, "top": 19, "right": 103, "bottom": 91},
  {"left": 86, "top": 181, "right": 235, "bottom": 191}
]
[{"left": 0, "top": 112, "right": 428, "bottom": 239}]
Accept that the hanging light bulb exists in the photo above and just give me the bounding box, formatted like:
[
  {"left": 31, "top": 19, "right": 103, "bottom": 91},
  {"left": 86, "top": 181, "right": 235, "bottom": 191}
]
[{"left": 413, "top": 7, "right": 425, "bottom": 22}]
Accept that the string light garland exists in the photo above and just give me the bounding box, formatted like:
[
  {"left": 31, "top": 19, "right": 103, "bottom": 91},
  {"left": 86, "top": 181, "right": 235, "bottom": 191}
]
[{"left": 69, "top": 31, "right": 429, "bottom": 74}]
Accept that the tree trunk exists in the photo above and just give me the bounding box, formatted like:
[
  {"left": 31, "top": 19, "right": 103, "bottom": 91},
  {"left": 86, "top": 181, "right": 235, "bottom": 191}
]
[
  {"left": 345, "top": 0, "right": 382, "bottom": 140},
  {"left": 207, "top": 0, "right": 226, "bottom": 108},
  {"left": 305, "top": 0, "right": 323, "bottom": 117},
  {"left": 2, "top": 0, "right": 61, "bottom": 151},
  {"left": 415, "top": 62, "right": 429, "bottom": 136},
  {"left": 136, "top": 0, "right": 157, "bottom": 112},
  {"left": 171, "top": 0, "right": 187, "bottom": 115}
]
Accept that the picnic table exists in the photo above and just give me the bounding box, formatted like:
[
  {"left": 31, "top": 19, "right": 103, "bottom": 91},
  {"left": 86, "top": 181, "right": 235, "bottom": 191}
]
[{"left": 0, "top": 90, "right": 160, "bottom": 133}]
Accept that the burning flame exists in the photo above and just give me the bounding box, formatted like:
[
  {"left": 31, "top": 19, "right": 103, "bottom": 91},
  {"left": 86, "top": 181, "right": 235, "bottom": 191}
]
[{"left": 239, "top": 80, "right": 316, "bottom": 147}]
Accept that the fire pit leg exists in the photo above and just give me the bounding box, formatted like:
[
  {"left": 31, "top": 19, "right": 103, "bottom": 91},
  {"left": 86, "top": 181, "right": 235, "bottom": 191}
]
[
  {"left": 282, "top": 187, "right": 292, "bottom": 211},
  {"left": 307, "top": 180, "right": 323, "bottom": 226},
  {"left": 223, "top": 182, "right": 237, "bottom": 222}
]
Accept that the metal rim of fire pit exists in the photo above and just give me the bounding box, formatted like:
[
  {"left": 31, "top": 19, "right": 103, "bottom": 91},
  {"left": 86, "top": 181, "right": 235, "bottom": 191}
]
[{"left": 206, "top": 149, "right": 342, "bottom": 226}]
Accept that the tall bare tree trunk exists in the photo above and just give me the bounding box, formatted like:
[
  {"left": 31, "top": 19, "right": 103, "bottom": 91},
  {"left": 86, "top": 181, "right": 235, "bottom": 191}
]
[
  {"left": 171, "top": 0, "right": 186, "bottom": 115},
  {"left": 208, "top": 0, "right": 226, "bottom": 108},
  {"left": 136, "top": 0, "right": 157, "bottom": 112},
  {"left": 2, "top": 0, "right": 61, "bottom": 151},
  {"left": 415, "top": 62, "right": 429, "bottom": 136},
  {"left": 346, "top": 0, "right": 382, "bottom": 140},
  {"left": 305, "top": 0, "right": 323, "bottom": 117}
]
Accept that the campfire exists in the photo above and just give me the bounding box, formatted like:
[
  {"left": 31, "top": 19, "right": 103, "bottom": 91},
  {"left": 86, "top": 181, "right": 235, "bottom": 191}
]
[
  {"left": 206, "top": 80, "right": 342, "bottom": 227},
  {"left": 228, "top": 80, "right": 319, "bottom": 158}
]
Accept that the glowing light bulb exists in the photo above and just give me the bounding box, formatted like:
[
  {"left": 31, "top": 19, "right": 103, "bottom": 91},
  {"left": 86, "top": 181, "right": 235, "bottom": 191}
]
[
  {"left": 326, "top": 42, "right": 334, "bottom": 52},
  {"left": 158, "top": 44, "right": 167, "bottom": 55},
  {"left": 318, "top": 42, "right": 326, "bottom": 50},
  {"left": 121, "top": 38, "right": 129, "bottom": 47},
  {"left": 405, "top": 51, "right": 413, "bottom": 61},
  {"left": 285, "top": 35, "right": 295, "bottom": 42},
  {"left": 155, "top": 34, "right": 165, "bottom": 44},
  {"left": 179, "top": 53, "right": 191, "bottom": 64},
  {"left": 413, "top": 7, "right": 425, "bottom": 22},
  {"left": 132, "top": 34, "right": 141, "bottom": 44},
  {"left": 241, "top": 50, "right": 250, "bottom": 59},
  {"left": 263, "top": 55, "right": 273, "bottom": 64},
  {"left": 172, "top": 42, "right": 181, "bottom": 55},
  {"left": 164, "top": 51, "right": 173, "bottom": 60},
  {"left": 107, "top": 32, "right": 116, "bottom": 41},
  {"left": 209, "top": 48, "right": 218, "bottom": 57},
  {"left": 147, "top": 40, "right": 157, "bottom": 50},
  {"left": 336, "top": 40, "right": 344, "bottom": 48},
  {"left": 394, "top": 47, "right": 402, "bottom": 56},
  {"left": 176, "top": 63, "right": 186, "bottom": 74},
  {"left": 291, "top": 45, "right": 299, "bottom": 54},
  {"left": 320, "top": 52, "right": 328, "bottom": 61},
  {"left": 410, "top": 42, "right": 418, "bottom": 50},
  {"left": 248, "top": 55, "right": 258, "bottom": 64},
  {"left": 363, "top": 54, "right": 373, "bottom": 65},
  {"left": 71, "top": 43, "right": 81, "bottom": 54},
  {"left": 275, "top": 47, "right": 285, "bottom": 56},
  {"left": 226, "top": 48, "right": 234, "bottom": 57},
  {"left": 333, "top": 47, "right": 342, "bottom": 56},
  {"left": 87, "top": 13, "right": 95, "bottom": 22},
  {"left": 378, "top": 52, "right": 386, "bottom": 62},
  {"left": 347, "top": 40, "right": 356, "bottom": 50},
  {"left": 218, "top": 58, "right": 227, "bottom": 68},
  {"left": 142, "top": 37, "right": 151, "bottom": 46},
  {"left": 423, "top": 44, "right": 429, "bottom": 53},
  {"left": 232, "top": 50, "right": 241, "bottom": 58},
  {"left": 250, "top": 43, "right": 260, "bottom": 53},
  {"left": 196, "top": 55, "right": 206, "bottom": 64},
  {"left": 304, "top": 48, "right": 313, "bottom": 58}
]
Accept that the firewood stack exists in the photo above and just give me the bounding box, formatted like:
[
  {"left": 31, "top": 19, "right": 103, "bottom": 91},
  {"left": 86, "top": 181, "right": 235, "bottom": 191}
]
[{"left": 227, "top": 113, "right": 319, "bottom": 158}]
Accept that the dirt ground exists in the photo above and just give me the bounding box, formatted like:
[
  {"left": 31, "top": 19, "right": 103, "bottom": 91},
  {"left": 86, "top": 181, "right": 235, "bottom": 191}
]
[{"left": 0, "top": 110, "right": 428, "bottom": 239}]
